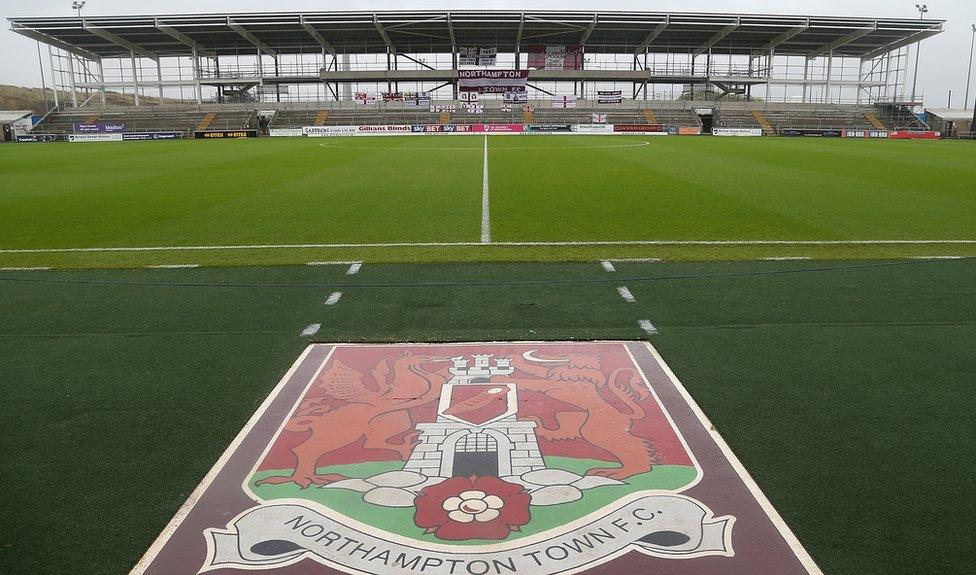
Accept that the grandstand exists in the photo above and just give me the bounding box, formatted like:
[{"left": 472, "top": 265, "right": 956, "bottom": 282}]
[{"left": 8, "top": 10, "right": 944, "bottom": 137}]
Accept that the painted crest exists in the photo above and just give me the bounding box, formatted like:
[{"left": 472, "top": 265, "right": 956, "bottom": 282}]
[{"left": 132, "top": 343, "right": 823, "bottom": 575}]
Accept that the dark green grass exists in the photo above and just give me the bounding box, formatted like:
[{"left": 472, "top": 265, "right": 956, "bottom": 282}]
[
  {"left": 1, "top": 259, "right": 973, "bottom": 574},
  {"left": 1, "top": 136, "right": 974, "bottom": 268}
]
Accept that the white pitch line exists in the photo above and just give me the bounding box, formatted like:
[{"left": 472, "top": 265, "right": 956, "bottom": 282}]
[
  {"left": 300, "top": 323, "right": 322, "bottom": 337},
  {"left": 306, "top": 260, "right": 359, "bottom": 266},
  {"left": 0, "top": 266, "right": 51, "bottom": 271},
  {"left": 324, "top": 292, "right": 343, "bottom": 305},
  {"left": 610, "top": 257, "right": 663, "bottom": 263},
  {"left": 145, "top": 264, "right": 200, "bottom": 269},
  {"left": 346, "top": 262, "right": 362, "bottom": 275},
  {"left": 617, "top": 286, "right": 637, "bottom": 303},
  {"left": 911, "top": 255, "right": 965, "bottom": 260},
  {"left": 3, "top": 239, "right": 976, "bottom": 254},
  {"left": 481, "top": 135, "right": 491, "bottom": 244},
  {"left": 600, "top": 260, "right": 616, "bottom": 272},
  {"left": 763, "top": 257, "right": 812, "bottom": 261},
  {"left": 638, "top": 319, "right": 658, "bottom": 335}
]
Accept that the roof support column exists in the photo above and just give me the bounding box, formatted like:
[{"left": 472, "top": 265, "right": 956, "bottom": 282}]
[
  {"left": 131, "top": 50, "right": 140, "bottom": 106},
  {"left": 802, "top": 58, "right": 809, "bottom": 103},
  {"left": 47, "top": 45, "right": 59, "bottom": 108},
  {"left": 825, "top": 49, "right": 833, "bottom": 103},
  {"left": 66, "top": 52, "right": 78, "bottom": 107},
  {"left": 192, "top": 48, "right": 202, "bottom": 105},
  {"left": 97, "top": 59, "right": 106, "bottom": 107},
  {"left": 157, "top": 58, "right": 164, "bottom": 101},
  {"left": 765, "top": 48, "right": 773, "bottom": 107}
]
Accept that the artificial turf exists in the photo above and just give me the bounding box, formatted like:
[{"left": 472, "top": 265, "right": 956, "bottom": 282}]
[
  {"left": 1, "top": 136, "right": 974, "bottom": 269},
  {"left": 1, "top": 258, "right": 973, "bottom": 574}
]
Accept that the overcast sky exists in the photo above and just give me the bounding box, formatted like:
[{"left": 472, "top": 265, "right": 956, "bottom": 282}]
[{"left": 2, "top": 0, "right": 975, "bottom": 108}]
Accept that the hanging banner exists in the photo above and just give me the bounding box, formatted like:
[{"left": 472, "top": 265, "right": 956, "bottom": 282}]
[
  {"left": 403, "top": 92, "right": 432, "bottom": 107},
  {"left": 460, "top": 92, "right": 479, "bottom": 102},
  {"left": 592, "top": 113, "right": 608, "bottom": 123},
  {"left": 458, "top": 70, "right": 529, "bottom": 93},
  {"left": 382, "top": 92, "right": 405, "bottom": 102},
  {"left": 527, "top": 45, "right": 584, "bottom": 70},
  {"left": 597, "top": 90, "right": 622, "bottom": 104},
  {"left": 458, "top": 46, "right": 498, "bottom": 67},
  {"left": 551, "top": 95, "right": 578, "bottom": 109},
  {"left": 355, "top": 92, "right": 376, "bottom": 105},
  {"left": 504, "top": 91, "right": 528, "bottom": 104}
]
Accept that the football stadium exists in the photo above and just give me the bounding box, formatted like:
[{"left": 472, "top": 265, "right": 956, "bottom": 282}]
[{"left": 1, "top": 7, "right": 974, "bottom": 575}]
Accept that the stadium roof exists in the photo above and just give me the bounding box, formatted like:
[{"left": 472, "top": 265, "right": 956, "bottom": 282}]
[{"left": 9, "top": 10, "right": 944, "bottom": 61}]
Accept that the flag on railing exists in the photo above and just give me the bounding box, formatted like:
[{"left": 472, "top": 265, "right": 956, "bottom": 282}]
[
  {"left": 463, "top": 103, "right": 484, "bottom": 114},
  {"left": 504, "top": 91, "right": 528, "bottom": 104},
  {"left": 460, "top": 92, "right": 480, "bottom": 102},
  {"left": 382, "top": 92, "right": 404, "bottom": 102},
  {"left": 458, "top": 46, "right": 497, "bottom": 66},
  {"left": 430, "top": 105, "right": 457, "bottom": 113},
  {"left": 597, "top": 90, "right": 622, "bottom": 104},
  {"left": 527, "top": 45, "right": 584, "bottom": 70},
  {"left": 403, "top": 91, "right": 432, "bottom": 107},
  {"left": 458, "top": 70, "right": 529, "bottom": 93},
  {"left": 355, "top": 91, "right": 376, "bottom": 105},
  {"left": 592, "top": 113, "right": 608, "bottom": 123},
  {"left": 551, "top": 95, "right": 578, "bottom": 108}
]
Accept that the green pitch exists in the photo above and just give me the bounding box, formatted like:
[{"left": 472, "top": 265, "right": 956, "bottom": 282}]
[
  {"left": 1, "top": 259, "right": 974, "bottom": 574},
  {"left": 1, "top": 135, "right": 974, "bottom": 268}
]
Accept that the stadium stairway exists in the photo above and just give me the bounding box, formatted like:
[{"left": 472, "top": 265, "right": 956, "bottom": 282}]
[
  {"left": 864, "top": 111, "right": 888, "bottom": 130},
  {"left": 196, "top": 112, "right": 216, "bottom": 132},
  {"left": 642, "top": 109, "right": 658, "bottom": 124},
  {"left": 439, "top": 111, "right": 450, "bottom": 124},
  {"left": 313, "top": 110, "right": 329, "bottom": 126},
  {"left": 752, "top": 110, "right": 775, "bottom": 134},
  {"left": 84, "top": 114, "right": 99, "bottom": 123},
  {"left": 522, "top": 109, "right": 533, "bottom": 124}
]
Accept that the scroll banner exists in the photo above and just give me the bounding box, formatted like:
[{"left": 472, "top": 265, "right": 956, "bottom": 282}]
[
  {"left": 459, "top": 47, "right": 497, "bottom": 66},
  {"left": 458, "top": 70, "right": 529, "bottom": 93},
  {"left": 888, "top": 130, "right": 940, "bottom": 140},
  {"left": 504, "top": 91, "right": 528, "bottom": 104},
  {"left": 597, "top": 90, "right": 622, "bottom": 104},
  {"left": 206, "top": 498, "right": 733, "bottom": 572},
  {"left": 527, "top": 45, "right": 584, "bottom": 70}
]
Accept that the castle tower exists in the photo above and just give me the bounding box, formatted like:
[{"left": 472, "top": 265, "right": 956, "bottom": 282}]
[{"left": 404, "top": 354, "right": 546, "bottom": 479}]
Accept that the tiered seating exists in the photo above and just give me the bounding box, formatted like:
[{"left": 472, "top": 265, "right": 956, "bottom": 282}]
[
  {"left": 269, "top": 109, "right": 321, "bottom": 128},
  {"left": 649, "top": 108, "right": 700, "bottom": 127},
  {"left": 759, "top": 106, "right": 874, "bottom": 130},
  {"left": 873, "top": 105, "right": 927, "bottom": 130},
  {"left": 204, "top": 111, "right": 255, "bottom": 131},
  {"left": 33, "top": 110, "right": 99, "bottom": 134},
  {"left": 713, "top": 109, "right": 761, "bottom": 129}
]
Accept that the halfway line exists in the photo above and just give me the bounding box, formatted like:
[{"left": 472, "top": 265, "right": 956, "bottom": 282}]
[
  {"left": 481, "top": 135, "right": 491, "bottom": 244},
  {"left": 3, "top": 239, "right": 976, "bottom": 254}
]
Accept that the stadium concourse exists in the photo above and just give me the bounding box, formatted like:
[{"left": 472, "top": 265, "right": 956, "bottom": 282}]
[{"left": 1, "top": 8, "right": 975, "bottom": 575}]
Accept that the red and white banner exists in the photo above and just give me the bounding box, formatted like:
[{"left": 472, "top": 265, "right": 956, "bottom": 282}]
[
  {"left": 381, "top": 92, "right": 404, "bottom": 102},
  {"left": 463, "top": 103, "right": 485, "bottom": 114},
  {"left": 472, "top": 124, "right": 524, "bottom": 133},
  {"left": 403, "top": 91, "right": 432, "bottom": 107},
  {"left": 552, "top": 95, "right": 578, "bottom": 109},
  {"left": 354, "top": 91, "right": 376, "bottom": 105},
  {"left": 458, "top": 70, "right": 529, "bottom": 93},
  {"left": 592, "top": 113, "right": 608, "bottom": 123},
  {"left": 527, "top": 45, "right": 584, "bottom": 70},
  {"left": 888, "top": 130, "right": 941, "bottom": 140}
]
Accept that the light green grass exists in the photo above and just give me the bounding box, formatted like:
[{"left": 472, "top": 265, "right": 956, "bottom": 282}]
[{"left": 1, "top": 136, "right": 974, "bottom": 268}]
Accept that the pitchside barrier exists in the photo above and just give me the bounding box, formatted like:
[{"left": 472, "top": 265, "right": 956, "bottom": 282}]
[{"left": 712, "top": 128, "right": 763, "bottom": 137}]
